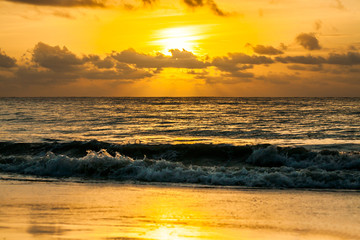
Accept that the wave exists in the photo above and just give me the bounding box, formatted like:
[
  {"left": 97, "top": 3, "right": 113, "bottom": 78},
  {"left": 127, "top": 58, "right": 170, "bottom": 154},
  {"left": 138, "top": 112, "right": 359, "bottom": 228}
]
[{"left": 0, "top": 141, "right": 359, "bottom": 189}]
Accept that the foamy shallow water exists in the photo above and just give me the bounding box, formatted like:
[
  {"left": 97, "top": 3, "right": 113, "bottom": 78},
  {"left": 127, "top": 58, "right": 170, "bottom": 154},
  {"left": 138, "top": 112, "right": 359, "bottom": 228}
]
[{"left": 0, "top": 179, "right": 359, "bottom": 240}]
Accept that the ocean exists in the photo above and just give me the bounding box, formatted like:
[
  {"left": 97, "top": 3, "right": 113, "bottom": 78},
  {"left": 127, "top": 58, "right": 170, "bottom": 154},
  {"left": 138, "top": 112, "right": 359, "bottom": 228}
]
[
  {"left": 0, "top": 97, "right": 359, "bottom": 189},
  {"left": 1, "top": 97, "right": 360, "bottom": 240}
]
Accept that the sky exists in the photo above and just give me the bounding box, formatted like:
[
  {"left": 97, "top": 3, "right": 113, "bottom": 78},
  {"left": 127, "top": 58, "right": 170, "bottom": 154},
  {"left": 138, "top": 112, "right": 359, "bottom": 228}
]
[{"left": 0, "top": 0, "right": 360, "bottom": 97}]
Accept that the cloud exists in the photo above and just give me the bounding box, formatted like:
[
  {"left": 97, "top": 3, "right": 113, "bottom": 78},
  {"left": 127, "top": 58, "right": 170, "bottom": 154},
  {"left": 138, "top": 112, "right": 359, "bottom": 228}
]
[
  {"left": 0, "top": 50, "right": 16, "bottom": 68},
  {"left": 327, "top": 52, "right": 360, "bottom": 65},
  {"left": 314, "top": 20, "right": 322, "bottom": 31},
  {"left": 141, "top": 0, "right": 157, "bottom": 5},
  {"left": 52, "top": 10, "right": 76, "bottom": 19},
  {"left": 32, "top": 42, "right": 85, "bottom": 72},
  {"left": 2, "top": 42, "right": 360, "bottom": 93},
  {"left": 213, "top": 52, "right": 274, "bottom": 68},
  {"left": 287, "top": 64, "right": 323, "bottom": 72},
  {"left": 207, "top": 0, "right": 228, "bottom": 16},
  {"left": 182, "top": 0, "right": 229, "bottom": 16},
  {"left": 276, "top": 52, "right": 360, "bottom": 66},
  {"left": 207, "top": 52, "right": 273, "bottom": 81},
  {"left": 183, "top": 0, "right": 204, "bottom": 7},
  {"left": 4, "top": 0, "right": 106, "bottom": 8},
  {"left": 112, "top": 48, "right": 209, "bottom": 69},
  {"left": 332, "top": 0, "right": 345, "bottom": 10},
  {"left": 246, "top": 44, "right": 284, "bottom": 55},
  {"left": 295, "top": 33, "right": 322, "bottom": 50},
  {"left": 5, "top": 0, "right": 230, "bottom": 17},
  {"left": 0, "top": 42, "right": 153, "bottom": 85},
  {"left": 256, "top": 73, "right": 300, "bottom": 85},
  {"left": 275, "top": 55, "right": 325, "bottom": 65}
]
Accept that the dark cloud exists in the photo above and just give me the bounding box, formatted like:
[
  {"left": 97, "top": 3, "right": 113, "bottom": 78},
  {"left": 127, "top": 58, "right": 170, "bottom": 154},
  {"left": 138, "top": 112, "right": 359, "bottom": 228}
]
[
  {"left": 287, "top": 64, "right": 323, "bottom": 72},
  {"left": 247, "top": 44, "right": 284, "bottom": 55},
  {"left": 0, "top": 50, "right": 16, "bottom": 68},
  {"left": 296, "top": 33, "right": 322, "bottom": 50},
  {"left": 2, "top": 42, "right": 360, "bottom": 91},
  {"left": 5, "top": 0, "right": 229, "bottom": 16},
  {"left": 275, "top": 55, "right": 325, "bottom": 65},
  {"left": 183, "top": 0, "right": 204, "bottom": 7},
  {"left": 276, "top": 52, "right": 360, "bottom": 66},
  {"left": 32, "top": 42, "right": 84, "bottom": 72},
  {"left": 112, "top": 48, "right": 209, "bottom": 69},
  {"left": 0, "top": 42, "right": 153, "bottom": 85},
  {"left": 4, "top": 0, "right": 106, "bottom": 7},
  {"left": 209, "top": 52, "right": 273, "bottom": 81},
  {"left": 141, "top": 0, "right": 157, "bottom": 5},
  {"left": 327, "top": 52, "right": 360, "bottom": 65},
  {"left": 207, "top": 0, "right": 228, "bottom": 16},
  {"left": 213, "top": 52, "right": 274, "bottom": 68},
  {"left": 182, "top": 0, "right": 229, "bottom": 16},
  {"left": 14, "top": 66, "right": 79, "bottom": 85},
  {"left": 84, "top": 55, "right": 115, "bottom": 69}
]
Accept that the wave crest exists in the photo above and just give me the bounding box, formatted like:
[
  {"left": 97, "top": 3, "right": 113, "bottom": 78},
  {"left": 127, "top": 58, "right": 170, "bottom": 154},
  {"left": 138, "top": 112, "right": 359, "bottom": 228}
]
[{"left": 1, "top": 141, "right": 359, "bottom": 189}]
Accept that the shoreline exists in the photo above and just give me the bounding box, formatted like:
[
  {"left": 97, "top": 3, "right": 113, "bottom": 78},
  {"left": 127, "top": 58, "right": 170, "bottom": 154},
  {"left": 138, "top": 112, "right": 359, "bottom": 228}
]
[
  {"left": 1, "top": 173, "right": 360, "bottom": 193},
  {"left": 1, "top": 178, "right": 359, "bottom": 240}
]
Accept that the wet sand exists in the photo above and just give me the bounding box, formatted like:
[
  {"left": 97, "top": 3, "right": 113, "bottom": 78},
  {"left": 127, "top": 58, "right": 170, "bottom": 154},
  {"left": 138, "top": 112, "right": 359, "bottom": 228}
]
[{"left": 0, "top": 179, "right": 359, "bottom": 240}]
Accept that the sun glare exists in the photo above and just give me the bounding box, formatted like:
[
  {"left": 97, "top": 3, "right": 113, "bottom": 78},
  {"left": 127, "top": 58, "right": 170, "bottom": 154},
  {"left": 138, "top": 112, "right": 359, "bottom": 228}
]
[{"left": 152, "top": 26, "right": 204, "bottom": 54}]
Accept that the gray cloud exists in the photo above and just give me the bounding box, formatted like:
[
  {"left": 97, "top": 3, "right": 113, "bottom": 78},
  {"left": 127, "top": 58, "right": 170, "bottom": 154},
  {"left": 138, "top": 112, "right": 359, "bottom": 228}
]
[
  {"left": 182, "top": 0, "right": 229, "bottom": 16},
  {"left": 213, "top": 52, "right": 274, "bottom": 67},
  {"left": 4, "top": 0, "right": 106, "bottom": 7},
  {"left": 0, "top": 42, "right": 153, "bottom": 85},
  {"left": 287, "top": 64, "right": 323, "bottom": 72},
  {"left": 296, "top": 33, "right": 322, "bottom": 50},
  {"left": 276, "top": 52, "right": 360, "bottom": 66},
  {"left": 2, "top": 42, "right": 360, "bottom": 90},
  {"left": 275, "top": 55, "right": 325, "bottom": 65},
  {"left": 247, "top": 44, "right": 284, "bottom": 55},
  {"left": 0, "top": 50, "right": 16, "bottom": 68},
  {"left": 327, "top": 52, "right": 360, "bottom": 65},
  {"left": 84, "top": 55, "right": 115, "bottom": 69},
  {"left": 5, "top": 0, "right": 229, "bottom": 17},
  {"left": 32, "top": 42, "right": 84, "bottom": 72},
  {"left": 208, "top": 52, "right": 273, "bottom": 81},
  {"left": 112, "top": 48, "right": 209, "bottom": 69}
]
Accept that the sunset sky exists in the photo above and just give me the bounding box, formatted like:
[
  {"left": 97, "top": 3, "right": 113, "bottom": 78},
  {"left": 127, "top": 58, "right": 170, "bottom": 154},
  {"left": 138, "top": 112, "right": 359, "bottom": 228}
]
[{"left": 0, "top": 0, "right": 360, "bottom": 96}]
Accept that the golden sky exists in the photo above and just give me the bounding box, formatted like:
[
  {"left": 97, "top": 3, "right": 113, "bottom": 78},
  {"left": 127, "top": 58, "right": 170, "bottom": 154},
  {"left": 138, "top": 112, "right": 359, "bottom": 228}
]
[{"left": 0, "top": 0, "right": 360, "bottom": 96}]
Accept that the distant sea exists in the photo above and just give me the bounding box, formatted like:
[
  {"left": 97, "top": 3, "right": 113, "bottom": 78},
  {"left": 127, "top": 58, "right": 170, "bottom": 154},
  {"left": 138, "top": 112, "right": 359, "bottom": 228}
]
[{"left": 0, "top": 97, "right": 359, "bottom": 189}]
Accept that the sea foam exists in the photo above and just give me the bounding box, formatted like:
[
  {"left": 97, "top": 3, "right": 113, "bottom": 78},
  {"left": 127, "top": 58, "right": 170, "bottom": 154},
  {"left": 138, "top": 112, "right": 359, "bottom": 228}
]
[{"left": 0, "top": 141, "right": 359, "bottom": 189}]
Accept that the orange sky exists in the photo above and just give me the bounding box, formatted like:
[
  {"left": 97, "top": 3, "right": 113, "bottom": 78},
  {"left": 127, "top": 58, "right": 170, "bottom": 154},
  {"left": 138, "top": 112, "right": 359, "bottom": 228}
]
[{"left": 0, "top": 0, "right": 360, "bottom": 96}]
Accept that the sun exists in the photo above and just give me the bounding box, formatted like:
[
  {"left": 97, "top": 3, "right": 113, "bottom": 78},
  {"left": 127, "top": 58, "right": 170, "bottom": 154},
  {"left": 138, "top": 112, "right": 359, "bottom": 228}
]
[{"left": 152, "top": 26, "right": 203, "bottom": 54}]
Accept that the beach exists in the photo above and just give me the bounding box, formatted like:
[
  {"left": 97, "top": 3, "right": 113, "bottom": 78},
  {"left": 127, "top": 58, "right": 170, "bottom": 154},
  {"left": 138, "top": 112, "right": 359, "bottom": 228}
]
[{"left": 0, "top": 178, "right": 359, "bottom": 240}]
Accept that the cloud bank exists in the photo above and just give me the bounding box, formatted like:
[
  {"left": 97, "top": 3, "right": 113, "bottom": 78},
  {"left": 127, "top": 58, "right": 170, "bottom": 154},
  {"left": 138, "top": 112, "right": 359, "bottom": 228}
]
[
  {"left": 0, "top": 50, "right": 16, "bottom": 68},
  {"left": 4, "top": 0, "right": 106, "bottom": 7},
  {"left": 1, "top": 42, "right": 360, "bottom": 91}
]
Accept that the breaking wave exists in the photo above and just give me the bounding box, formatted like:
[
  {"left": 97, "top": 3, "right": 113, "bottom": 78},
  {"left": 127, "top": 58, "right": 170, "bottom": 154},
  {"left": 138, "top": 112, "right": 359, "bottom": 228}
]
[{"left": 0, "top": 141, "right": 359, "bottom": 189}]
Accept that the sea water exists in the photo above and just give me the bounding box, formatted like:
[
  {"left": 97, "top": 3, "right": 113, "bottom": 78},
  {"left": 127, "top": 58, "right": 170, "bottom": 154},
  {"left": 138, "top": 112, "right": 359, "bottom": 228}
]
[{"left": 0, "top": 97, "right": 359, "bottom": 189}]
